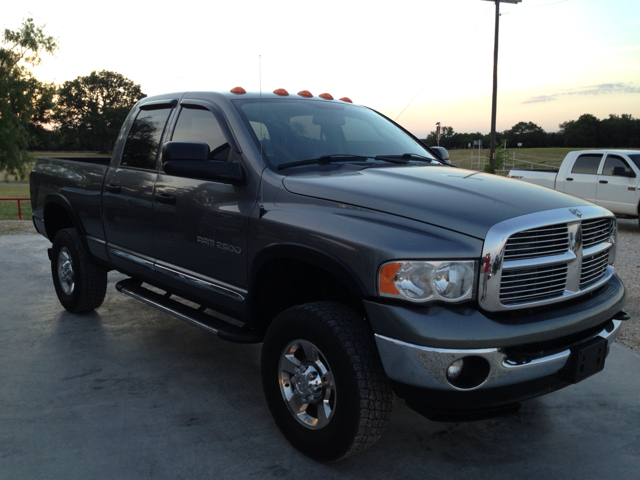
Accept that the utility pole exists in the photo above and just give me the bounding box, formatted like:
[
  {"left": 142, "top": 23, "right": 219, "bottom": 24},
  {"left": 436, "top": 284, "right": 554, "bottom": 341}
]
[{"left": 483, "top": 0, "right": 521, "bottom": 172}]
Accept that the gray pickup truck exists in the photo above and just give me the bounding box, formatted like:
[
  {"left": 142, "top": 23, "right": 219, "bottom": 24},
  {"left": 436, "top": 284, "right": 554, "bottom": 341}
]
[{"left": 30, "top": 89, "right": 627, "bottom": 461}]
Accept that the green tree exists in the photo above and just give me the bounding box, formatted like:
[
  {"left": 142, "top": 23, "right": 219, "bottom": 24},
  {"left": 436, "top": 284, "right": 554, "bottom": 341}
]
[
  {"left": 0, "top": 18, "right": 57, "bottom": 177},
  {"left": 55, "top": 70, "right": 146, "bottom": 152},
  {"left": 504, "top": 121, "right": 546, "bottom": 148},
  {"left": 560, "top": 114, "right": 600, "bottom": 147}
]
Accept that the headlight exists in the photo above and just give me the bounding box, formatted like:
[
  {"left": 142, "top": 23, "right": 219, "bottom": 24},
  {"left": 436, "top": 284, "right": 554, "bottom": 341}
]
[{"left": 379, "top": 260, "right": 476, "bottom": 304}]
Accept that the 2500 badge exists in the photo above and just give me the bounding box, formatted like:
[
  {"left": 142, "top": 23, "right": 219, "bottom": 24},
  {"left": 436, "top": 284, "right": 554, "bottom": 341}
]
[{"left": 197, "top": 236, "right": 242, "bottom": 254}]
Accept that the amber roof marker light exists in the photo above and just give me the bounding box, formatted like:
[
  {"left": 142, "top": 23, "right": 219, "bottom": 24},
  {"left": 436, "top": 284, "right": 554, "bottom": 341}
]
[
  {"left": 273, "top": 88, "right": 289, "bottom": 96},
  {"left": 230, "top": 87, "right": 247, "bottom": 94},
  {"left": 319, "top": 93, "right": 334, "bottom": 100},
  {"left": 339, "top": 97, "right": 353, "bottom": 103},
  {"left": 297, "top": 90, "right": 313, "bottom": 98}
]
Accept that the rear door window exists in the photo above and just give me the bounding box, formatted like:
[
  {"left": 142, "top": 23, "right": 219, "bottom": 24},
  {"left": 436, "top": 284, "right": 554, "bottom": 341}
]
[
  {"left": 121, "top": 107, "right": 172, "bottom": 170},
  {"left": 571, "top": 154, "right": 602, "bottom": 175}
]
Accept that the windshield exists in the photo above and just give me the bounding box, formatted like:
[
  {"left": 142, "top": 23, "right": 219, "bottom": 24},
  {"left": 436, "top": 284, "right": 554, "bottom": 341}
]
[{"left": 233, "top": 98, "right": 437, "bottom": 170}]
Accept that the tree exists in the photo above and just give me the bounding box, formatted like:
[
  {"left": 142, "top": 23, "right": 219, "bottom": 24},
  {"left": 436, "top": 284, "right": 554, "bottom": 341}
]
[
  {"left": 0, "top": 18, "right": 57, "bottom": 177},
  {"left": 55, "top": 70, "right": 146, "bottom": 152},
  {"left": 560, "top": 114, "right": 600, "bottom": 147},
  {"left": 504, "top": 121, "right": 546, "bottom": 148}
]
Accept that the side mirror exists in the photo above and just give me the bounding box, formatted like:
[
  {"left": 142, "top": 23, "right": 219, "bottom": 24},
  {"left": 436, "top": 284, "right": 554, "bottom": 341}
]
[
  {"left": 430, "top": 146, "right": 451, "bottom": 164},
  {"left": 162, "top": 142, "right": 245, "bottom": 185},
  {"left": 612, "top": 166, "right": 636, "bottom": 178},
  {"left": 163, "top": 141, "right": 209, "bottom": 162}
]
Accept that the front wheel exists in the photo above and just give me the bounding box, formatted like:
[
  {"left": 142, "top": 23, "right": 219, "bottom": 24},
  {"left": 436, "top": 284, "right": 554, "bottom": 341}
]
[
  {"left": 51, "top": 228, "right": 107, "bottom": 313},
  {"left": 261, "top": 302, "right": 392, "bottom": 461}
]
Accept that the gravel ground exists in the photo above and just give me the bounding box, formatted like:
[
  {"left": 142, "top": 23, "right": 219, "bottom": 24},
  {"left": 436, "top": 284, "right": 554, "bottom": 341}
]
[{"left": 2, "top": 218, "right": 639, "bottom": 353}]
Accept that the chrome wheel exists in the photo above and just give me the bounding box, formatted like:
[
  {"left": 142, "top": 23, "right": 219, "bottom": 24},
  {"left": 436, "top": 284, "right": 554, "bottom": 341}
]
[
  {"left": 278, "top": 339, "right": 335, "bottom": 429},
  {"left": 57, "top": 247, "right": 75, "bottom": 295}
]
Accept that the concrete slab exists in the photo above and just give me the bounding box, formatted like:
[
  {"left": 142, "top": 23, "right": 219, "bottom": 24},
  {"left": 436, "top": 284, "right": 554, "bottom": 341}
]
[{"left": 1, "top": 234, "right": 639, "bottom": 479}]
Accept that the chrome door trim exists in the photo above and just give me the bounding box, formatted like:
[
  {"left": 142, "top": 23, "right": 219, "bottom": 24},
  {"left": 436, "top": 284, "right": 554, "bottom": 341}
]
[{"left": 154, "top": 262, "right": 246, "bottom": 301}]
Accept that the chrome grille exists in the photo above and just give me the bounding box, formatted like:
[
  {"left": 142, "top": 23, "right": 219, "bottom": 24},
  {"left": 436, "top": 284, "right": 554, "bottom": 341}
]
[
  {"left": 504, "top": 224, "right": 569, "bottom": 260},
  {"left": 479, "top": 206, "right": 616, "bottom": 312},
  {"left": 500, "top": 264, "right": 568, "bottom": 305},
  {"left": 580, "top": 250, "right": 610, "bottom": 288},
  {"left": 582, "top": 218, "right": 613, "bottom": 248}
]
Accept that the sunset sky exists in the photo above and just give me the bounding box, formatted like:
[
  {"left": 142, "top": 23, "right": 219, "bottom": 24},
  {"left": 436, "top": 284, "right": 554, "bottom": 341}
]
[{"left": 4, "top": 0, "right": 640, "bottom": 138}]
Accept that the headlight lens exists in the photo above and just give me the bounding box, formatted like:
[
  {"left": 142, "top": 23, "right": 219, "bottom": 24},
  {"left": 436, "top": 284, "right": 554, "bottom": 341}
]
[{"left": 379, "top": 260, "right": 476, "bottom": 303}]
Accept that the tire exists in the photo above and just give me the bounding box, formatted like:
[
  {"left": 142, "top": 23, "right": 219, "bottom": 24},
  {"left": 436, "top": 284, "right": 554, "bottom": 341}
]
[
  {"left": 261, "top": 301, "right": 392, "bottom": 461},
  {"left": 51, "top": 228, "right": 107, "bottom": 313}
]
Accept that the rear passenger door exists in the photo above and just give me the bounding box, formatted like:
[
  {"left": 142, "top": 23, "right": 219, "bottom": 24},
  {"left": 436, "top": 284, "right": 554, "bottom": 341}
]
[
  {"left": 596, "top": 154, "right": 637, "bottom": 215},
  {"left": 562, "top": 153, "right": 602, "bottom": 203},
  {"left": 103, "top": 102, "right": 175, "bottom": 279},
  {"left": 153, "top": 101, "right": 256, "bottom": 312}
]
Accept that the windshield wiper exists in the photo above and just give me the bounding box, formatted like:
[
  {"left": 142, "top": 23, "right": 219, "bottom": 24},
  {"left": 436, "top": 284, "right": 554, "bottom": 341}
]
[
  {"left": 278, "top": 154, "right": 369, "bottom": 171},
  {"left": 375, "top": 153, "right": 436, "bottom": 164}
]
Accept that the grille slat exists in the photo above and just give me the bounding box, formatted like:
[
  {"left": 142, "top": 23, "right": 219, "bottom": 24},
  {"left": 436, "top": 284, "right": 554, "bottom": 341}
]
[
  {"left": 499, "top": 217, "right": 613, "bottom": 307},
  {"left": 582, "top": 218, "right": 612, "bottom": 248},
  {"left": 500, "top": 265, "right": 568, "bottom": 304},
  {"left": 503, "top": 223, "right": 569, "bottom": 260},
  {"left": 580, "top": 250, "right": 609, "bottom": 288}
]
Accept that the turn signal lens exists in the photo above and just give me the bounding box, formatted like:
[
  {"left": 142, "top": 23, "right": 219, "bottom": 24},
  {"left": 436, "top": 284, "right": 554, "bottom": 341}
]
[{"left": 379, "top": 263, "right": 402, "bottom": 295}]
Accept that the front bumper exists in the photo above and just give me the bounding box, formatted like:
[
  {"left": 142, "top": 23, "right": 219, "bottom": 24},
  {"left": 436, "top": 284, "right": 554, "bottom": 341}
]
[
  {"left": 374, "top": 319, "right": 622, "bottom": 392},
  {"left": 364, "top": 275, "right": 626, "bottom": 418}
]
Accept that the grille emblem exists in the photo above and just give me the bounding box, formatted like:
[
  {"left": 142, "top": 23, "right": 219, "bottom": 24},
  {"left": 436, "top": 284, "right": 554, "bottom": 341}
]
[{"left": 570, "top": 208, "right": 582, "bottom": 218}]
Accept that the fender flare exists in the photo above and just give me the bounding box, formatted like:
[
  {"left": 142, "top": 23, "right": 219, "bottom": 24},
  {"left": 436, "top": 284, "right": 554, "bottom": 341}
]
[{"left": 249, "top": 243, "right": 368, "bottom": 299}]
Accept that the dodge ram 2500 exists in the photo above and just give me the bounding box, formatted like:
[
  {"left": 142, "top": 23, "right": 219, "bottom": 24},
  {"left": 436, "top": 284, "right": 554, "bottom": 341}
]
[{"left": 30, "top": 88, "right": 628, "bottom": 461}]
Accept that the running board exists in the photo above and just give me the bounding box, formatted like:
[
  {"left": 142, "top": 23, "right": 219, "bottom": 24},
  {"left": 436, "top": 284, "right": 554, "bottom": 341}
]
[{"left": 115, "top": 278, "right": 263, "bottom": 344}]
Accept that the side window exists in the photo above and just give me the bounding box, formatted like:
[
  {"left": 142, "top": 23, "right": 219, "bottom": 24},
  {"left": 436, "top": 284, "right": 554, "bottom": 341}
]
[
  {"left": 571, "top": 154, "right": 602, "bottom": 175},
  {"left": 171, "top": 106, "right": 230, "bottom": 161},
  {"left": 121, "top": 107, "right": 172, "bottom": 170},
  {"left": 602, "top": 155, "right": 632, "bottom": 176}
]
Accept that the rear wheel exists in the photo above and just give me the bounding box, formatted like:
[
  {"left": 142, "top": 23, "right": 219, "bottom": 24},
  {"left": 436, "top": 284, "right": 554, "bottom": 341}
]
[
  {"left": 51, "top": 228, "right": 107, "bottom": 313},
  {"left": 261, "top": 301, "right": 392, "bottom": 461}
]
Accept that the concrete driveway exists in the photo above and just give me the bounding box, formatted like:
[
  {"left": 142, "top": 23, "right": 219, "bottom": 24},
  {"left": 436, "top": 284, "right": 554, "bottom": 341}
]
[{"left": 1, "top": 234, "right": 639, "bottom": 479}]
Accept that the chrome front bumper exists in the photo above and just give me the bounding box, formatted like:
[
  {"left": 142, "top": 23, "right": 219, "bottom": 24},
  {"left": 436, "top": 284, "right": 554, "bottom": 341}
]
[{"left": 375, "top": 319, "right": 622, "bottom": 392}]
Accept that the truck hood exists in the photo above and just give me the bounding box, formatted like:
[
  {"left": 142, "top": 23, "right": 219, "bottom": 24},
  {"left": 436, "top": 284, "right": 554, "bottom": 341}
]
[{"left": 282, "top": 166, "right": 593, "bottom": 239}]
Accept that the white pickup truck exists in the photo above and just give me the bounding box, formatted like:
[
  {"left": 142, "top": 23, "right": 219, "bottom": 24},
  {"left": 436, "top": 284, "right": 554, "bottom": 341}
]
[{"left": 508, "top": 150, "right": 640, "bottom": 224}]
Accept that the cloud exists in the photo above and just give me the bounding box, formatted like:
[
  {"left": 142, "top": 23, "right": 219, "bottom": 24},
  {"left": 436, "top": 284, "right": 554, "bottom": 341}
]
[
  {"left": 523, "top": 95, "right": 558, "bottom": 104},
  {"left": 523, "top": 83, "right": 640, "bottom": 104}
]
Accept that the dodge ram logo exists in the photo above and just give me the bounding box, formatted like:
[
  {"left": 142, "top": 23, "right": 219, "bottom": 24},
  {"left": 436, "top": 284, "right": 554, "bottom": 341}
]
[{"left": 569, "top": 208, "right": 582, "bottom": 218}]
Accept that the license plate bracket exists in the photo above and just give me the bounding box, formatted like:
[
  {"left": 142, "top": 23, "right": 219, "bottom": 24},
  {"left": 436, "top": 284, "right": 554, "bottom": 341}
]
[{"left": 559, "top": 336, "right": 608, "bottom": 384}]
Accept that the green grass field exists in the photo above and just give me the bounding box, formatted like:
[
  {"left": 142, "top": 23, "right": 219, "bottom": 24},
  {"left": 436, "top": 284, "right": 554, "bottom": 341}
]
[
  {"left": 0, "top": 184, "right": 31, "bottom": 220},
  {"left": 447, "top": 147, "right": 593, "bottom": 171}
]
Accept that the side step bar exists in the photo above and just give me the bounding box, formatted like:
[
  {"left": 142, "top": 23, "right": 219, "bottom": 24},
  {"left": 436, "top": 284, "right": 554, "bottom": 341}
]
[{"left": 116, "top": 278, "right": 263, "bottom": 344}]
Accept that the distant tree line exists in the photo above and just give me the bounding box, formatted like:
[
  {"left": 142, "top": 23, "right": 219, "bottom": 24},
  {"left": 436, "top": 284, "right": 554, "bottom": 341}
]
[
  {"left": 1, "top": 19, "right": 145, "bottom": 178},
  {"left": 423, "top": 115, "right": 640, "bottom": 150}
]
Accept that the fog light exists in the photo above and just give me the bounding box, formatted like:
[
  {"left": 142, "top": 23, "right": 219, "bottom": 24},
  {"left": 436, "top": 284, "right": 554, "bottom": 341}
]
[{"left": 447, "top": 359, "right": 464, "bottom": 380}]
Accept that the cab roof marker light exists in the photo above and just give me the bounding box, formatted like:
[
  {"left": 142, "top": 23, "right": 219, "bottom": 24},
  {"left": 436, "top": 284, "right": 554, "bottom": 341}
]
[
  {"left": 319, "top": 93, "right": 334, "bottom": 100},
  {"left": 297, "top": 90, "right": 313, "bottom": 98},
  {"left": 273, "top": 88, "right": 289, "bottom": 96},
  {"left": 339, "top": 97, "right": 353, "bottom": 103},
  {"left": 230, "top": 86, "right": 246, "bottom": 94}
]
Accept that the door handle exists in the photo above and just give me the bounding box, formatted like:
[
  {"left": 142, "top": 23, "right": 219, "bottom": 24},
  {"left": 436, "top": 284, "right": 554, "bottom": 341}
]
[
  {"left": 599, "top": 180, "right": 608, "bottom": 184},
  {"left": 106, "top": 183, "right": 121, "bottom": 193},
  {"left": 155, "top": 193, "right": 176, "bottom": 205},
  {"left": 566, "top": 178, "right": 573, "bottom": 181}
]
